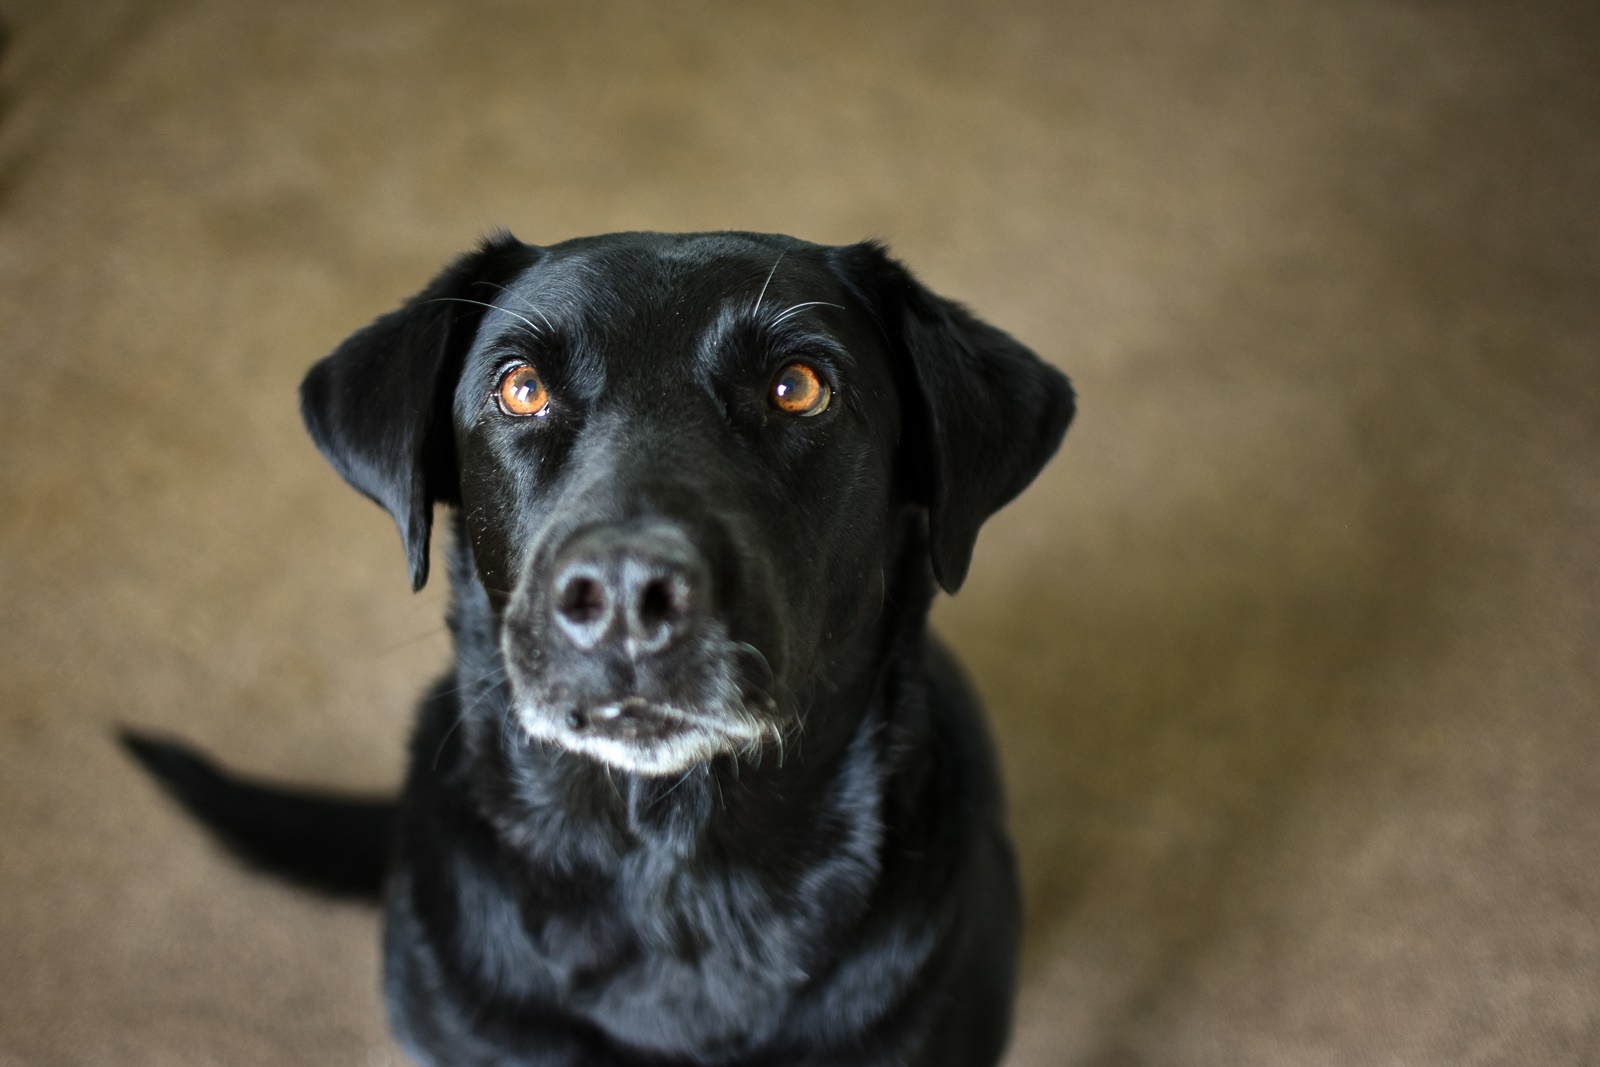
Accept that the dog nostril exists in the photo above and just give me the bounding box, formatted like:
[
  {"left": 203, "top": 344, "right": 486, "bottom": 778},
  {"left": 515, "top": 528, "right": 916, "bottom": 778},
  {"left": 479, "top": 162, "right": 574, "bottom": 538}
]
[
  {"left": 637, "top": 577, "right": 683, "bottom": 629},
  {"left": 557, "top": 576, "right": 607, "bottom": 625},
  {"left": 550, "top": 524, "right": 706, "bottom": 656}
]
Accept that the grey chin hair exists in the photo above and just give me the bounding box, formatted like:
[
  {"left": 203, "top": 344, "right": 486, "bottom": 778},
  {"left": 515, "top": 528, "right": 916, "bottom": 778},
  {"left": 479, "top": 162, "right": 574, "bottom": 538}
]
[{"left": 515, "top": 703, "right": 785, "bottom": 778}]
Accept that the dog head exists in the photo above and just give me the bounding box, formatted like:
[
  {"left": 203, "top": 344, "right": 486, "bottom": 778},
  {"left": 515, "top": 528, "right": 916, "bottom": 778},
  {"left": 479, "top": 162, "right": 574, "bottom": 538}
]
[{"left": 301, "top": 232, "right": 1073, "bottom": 776}]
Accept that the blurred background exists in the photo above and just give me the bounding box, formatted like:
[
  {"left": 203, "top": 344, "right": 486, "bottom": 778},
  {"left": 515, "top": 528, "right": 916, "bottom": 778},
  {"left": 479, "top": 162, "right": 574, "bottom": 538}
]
[{"left": 1, "top": 0, "right": 1596, "bottom": 1064}]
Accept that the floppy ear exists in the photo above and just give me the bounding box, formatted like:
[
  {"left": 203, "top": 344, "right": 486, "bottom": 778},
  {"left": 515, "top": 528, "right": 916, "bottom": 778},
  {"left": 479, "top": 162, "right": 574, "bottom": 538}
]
[
  {"left": 300, "top": 232, "right": 537, "bottom": 591},
  {"left": 831, "top": 242, "right": 1076, "bottom": 593}
]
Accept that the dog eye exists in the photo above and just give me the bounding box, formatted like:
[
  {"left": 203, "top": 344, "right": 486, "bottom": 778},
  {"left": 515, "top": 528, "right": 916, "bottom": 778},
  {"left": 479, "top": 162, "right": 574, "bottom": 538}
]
[
  {"left": 496, "top": 364, "right": 549, "bottom": 417},
  {"left": 769, "top": 362, "right": 831, "bottom": 417}
]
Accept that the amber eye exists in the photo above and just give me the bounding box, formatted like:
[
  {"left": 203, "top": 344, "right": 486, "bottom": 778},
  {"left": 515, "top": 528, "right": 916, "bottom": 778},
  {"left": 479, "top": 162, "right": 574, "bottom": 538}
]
[
  {"left": 769, "top": 362, "right": 831, "bottom": 417},
  {"left": 496, "top": 364, "right": 549, "bottom": 417}
]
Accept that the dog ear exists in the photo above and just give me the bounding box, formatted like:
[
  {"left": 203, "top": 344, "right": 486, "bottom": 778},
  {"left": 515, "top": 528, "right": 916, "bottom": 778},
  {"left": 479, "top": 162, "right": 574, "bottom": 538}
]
[
  {"left": 300, "top": 233, "right": 537, "bottom": 591},
  {"left": 831, "top": 242, "right": 1075, "bottom": 593}
]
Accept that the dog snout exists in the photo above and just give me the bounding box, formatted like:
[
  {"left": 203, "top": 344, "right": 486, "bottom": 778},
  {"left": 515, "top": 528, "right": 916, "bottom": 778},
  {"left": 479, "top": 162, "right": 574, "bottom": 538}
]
[{"left": 550, "top": 522, "right": 709, "bottom": 658}]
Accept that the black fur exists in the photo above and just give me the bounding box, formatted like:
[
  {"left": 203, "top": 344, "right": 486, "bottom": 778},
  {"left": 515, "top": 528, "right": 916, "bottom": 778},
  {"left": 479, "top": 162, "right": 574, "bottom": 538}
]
[{"left": 124, "top": 231, "right": 1073, "bottom": 1066}]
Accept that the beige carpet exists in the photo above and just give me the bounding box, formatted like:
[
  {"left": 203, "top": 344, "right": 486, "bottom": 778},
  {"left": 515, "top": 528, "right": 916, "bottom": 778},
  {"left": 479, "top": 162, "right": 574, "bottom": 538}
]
[{"left": 2, "top": 1, "right": 1596, "bottom": 1063}]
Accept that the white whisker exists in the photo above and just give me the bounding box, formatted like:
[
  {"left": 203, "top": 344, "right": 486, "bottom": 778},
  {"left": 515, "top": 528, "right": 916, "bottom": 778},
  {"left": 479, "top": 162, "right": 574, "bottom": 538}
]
[
  {"left": 770, "top": 300, "right": 844, "bottom": 327},
  {"left": 425, "top": 297, "right": 547, "bottom": 339},
  {"left": 434, "top": 667, "right": 509, "bottom": 770},
  {"left": 655, "top": 767, "right": 697, "bottom": 805},
  {"left": 752, "top": 251, "right": 786, "bottom": 313},
  {"left": 478, "top": 282, "right": 557, "bottom": 333}
]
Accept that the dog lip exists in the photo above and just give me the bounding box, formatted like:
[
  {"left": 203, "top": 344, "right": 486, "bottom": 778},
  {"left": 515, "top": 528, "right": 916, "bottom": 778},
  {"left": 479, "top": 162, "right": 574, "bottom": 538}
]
[
  {"left": 582, "top": 698, "right": 687, "bottom": 741},
  {"left": 594, "top": 697, "right": 653, "bottom": 721}
]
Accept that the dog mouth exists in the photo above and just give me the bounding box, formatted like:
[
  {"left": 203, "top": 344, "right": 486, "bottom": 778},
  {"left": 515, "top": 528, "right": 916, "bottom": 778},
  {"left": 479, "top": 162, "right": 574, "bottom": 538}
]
[
  {"left": 505, "top": 636, "right": 786, "bottom": 777},
  {"left": 572, "top": 697, "right": 684, "bottom": 739},
  {"left": 515, "top": 692, "right": 781, "bottom": 777}
]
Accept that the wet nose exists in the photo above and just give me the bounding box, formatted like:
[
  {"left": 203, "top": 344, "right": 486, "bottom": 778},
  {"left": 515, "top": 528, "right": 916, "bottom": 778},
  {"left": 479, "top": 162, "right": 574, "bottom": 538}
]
[{"left": 549, "top": 521, "right": 708, "bottom": 657}]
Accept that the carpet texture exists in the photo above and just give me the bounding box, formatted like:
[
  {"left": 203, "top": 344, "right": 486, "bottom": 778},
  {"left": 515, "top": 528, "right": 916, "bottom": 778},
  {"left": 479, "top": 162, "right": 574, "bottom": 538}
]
[{"left": 1, "top": 1, "right": 1596, "bottom": 1064}]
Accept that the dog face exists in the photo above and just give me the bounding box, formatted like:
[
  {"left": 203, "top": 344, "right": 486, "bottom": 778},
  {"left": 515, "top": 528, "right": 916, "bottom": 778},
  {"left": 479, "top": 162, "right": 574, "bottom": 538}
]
[
  {"left": 301, "top": 232, "right": 1072, "bottom": 776},
  {"left": 451, "top": 237, "right": 910, "bottom": 775}
]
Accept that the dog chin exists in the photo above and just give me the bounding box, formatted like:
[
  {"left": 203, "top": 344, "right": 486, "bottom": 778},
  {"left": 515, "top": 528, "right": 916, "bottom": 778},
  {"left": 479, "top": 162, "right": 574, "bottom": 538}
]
[{"left": 515, "top": 703, "right": 771, "bottom": 777}]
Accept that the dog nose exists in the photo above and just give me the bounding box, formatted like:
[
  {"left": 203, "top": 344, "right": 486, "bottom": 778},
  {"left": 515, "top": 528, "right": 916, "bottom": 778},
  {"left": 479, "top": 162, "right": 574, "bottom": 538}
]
[{"left": 550, "top": 522, "right": 708, "bottom": 656}]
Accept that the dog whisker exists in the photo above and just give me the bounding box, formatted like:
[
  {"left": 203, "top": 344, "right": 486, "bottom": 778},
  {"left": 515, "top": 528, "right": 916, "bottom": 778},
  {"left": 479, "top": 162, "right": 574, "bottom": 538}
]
[
  {"left": 770, "top": 300, "right": 844, "bottom": 327},
  {"left": 751, "top": 251, "right": 786, "bottom": 314},
  {"left": 498, "top": 701, "right": 523, "bottom": 754},
  {"left": 433, "top": 669, "right": 509, "bottom": 770},
  {"left": 370, "top": 625, "right": 449, "bottom": 658},
  {"left": 424, "top": 296, "right": 547, "bottom": 339},
  {"left": 653, "top": 766, "right": 697, "bottom": 807},
  {"left": 435, "top": 662, "right": 508, "bottom": 702},
  {"left": 477, "top": 280, "right": 557, "bottom": 334}
]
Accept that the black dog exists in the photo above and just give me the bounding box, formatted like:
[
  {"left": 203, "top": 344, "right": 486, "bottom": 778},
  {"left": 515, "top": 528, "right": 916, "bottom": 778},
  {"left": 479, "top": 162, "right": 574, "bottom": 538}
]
[{"left": 124, "top": 231, "right": 1073, "bottom": 1066}]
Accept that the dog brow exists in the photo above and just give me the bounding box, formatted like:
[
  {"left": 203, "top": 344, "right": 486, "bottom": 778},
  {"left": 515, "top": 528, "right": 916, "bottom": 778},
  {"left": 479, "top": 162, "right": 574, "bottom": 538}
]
[
  {"left": 425, "top": 297, "right": 550, "bottom": 339},
  {"left": 475, "top": 282, "right": 558, "bottom": 334}
]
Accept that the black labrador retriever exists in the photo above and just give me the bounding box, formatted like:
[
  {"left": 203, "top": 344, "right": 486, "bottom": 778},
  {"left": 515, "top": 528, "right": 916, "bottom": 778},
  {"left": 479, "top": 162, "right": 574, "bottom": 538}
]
[{"left": 124, "top": 230, "right": 1073, "bottom": 1067}]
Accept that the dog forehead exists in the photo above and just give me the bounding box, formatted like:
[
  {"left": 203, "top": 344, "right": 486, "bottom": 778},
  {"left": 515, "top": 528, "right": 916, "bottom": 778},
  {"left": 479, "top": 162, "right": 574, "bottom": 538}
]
[
  {"left": 509, "top": 233, "right": 843, "bottom": 333},
  {"left": 466, "top": 234, "right": 880, "bottom": 403}
]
